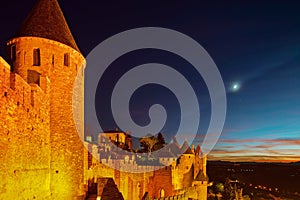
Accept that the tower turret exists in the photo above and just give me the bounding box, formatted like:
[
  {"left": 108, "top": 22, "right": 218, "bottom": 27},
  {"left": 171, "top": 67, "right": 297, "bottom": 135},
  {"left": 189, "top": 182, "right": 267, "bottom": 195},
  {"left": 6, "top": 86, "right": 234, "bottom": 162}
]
[{"left": 6, "top": 0, "right": 86, "bottom": 199}]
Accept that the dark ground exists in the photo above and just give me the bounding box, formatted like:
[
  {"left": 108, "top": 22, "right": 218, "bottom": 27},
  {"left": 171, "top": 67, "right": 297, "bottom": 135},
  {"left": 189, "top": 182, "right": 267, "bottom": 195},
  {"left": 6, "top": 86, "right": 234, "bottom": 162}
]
[{"left": 207, "top": 161, "right": 300, "bottom": 199}]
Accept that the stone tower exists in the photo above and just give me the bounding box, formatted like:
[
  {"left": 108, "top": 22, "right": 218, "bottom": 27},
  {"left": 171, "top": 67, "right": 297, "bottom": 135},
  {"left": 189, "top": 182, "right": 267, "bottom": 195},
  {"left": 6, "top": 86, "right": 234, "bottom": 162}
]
[{"left": 6, "top": 0, "right": 85, "bottom": 199}]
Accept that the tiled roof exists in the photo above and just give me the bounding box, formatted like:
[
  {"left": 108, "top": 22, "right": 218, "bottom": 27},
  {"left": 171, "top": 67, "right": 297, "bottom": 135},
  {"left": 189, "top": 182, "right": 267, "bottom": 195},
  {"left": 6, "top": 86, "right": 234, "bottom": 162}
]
[
  {"left": 195, "top": 170, "right": 208, "bottom": 181},
  {"left": 195, "top": 144, "right": 201, "bottom": 155},
  {"left": 181, "top": 141, "right": 194, "bottom": 154},
  {"left": 17, "top": 0, "right": 80, "bottom": 52}
]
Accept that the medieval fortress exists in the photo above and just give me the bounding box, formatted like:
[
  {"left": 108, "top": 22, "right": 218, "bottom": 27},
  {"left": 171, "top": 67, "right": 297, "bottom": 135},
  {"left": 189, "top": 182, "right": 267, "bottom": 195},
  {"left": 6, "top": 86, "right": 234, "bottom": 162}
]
[{"left": 0, "top": 0, "right": 208, "bottom": 199}]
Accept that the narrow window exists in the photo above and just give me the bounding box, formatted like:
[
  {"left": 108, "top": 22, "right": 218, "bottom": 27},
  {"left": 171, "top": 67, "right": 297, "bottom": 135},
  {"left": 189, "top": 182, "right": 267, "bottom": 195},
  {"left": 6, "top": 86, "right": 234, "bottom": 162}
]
[
  {"left": 11, "top": 45, "right": 16, "bottom": 62},
  {"left": 33, "top": 48, "right": 41, "bottom": 66},
  {"left": 52, "top": 55, "right": 55, "bottom": 65},
  {"left": 64, "top": 53, "right": 69, "bottom": 66}
]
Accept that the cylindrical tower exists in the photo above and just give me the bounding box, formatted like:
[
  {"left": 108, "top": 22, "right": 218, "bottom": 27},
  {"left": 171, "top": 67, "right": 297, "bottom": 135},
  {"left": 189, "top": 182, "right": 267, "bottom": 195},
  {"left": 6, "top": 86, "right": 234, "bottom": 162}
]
[{"left": 7, "top": 0, "right": 86, "bottom": 199}]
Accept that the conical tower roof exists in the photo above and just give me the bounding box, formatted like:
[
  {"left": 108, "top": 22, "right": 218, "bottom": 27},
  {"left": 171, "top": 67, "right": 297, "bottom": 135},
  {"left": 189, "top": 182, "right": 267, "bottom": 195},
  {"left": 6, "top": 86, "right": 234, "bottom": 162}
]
[
  {"left": 195, "top": 170, "right": 208, "bottom": 181},
  {"left": 17, "top": 0, "right": 80, "bottom": 52},
  {"left": 167, "top": 142, "right": 181, "bottom": 156},
  {"left": 181, "top": 141, "right": 193, "bottom": 155},
  {"left": 195, "top": 144, "right": 201, "bottom": 155}
]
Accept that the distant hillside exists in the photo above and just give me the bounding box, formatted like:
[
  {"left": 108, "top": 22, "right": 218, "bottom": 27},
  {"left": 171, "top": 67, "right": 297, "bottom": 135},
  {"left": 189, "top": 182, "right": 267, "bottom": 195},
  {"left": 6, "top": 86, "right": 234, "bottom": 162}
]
[{"left": 291, "top": 161, "right": 300, "bottom": 165}]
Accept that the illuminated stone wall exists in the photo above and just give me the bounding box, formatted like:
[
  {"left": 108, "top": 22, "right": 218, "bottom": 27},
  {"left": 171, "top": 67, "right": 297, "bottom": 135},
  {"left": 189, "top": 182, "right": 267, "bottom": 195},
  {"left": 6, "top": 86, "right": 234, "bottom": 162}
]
[
  {"left": 98, "top": 132, "right": 127, "bottom": 144},
  {"left": 190, "top": 183, "right": 208, "bottom": 200},
  {"left": 0, "top": 57, "right": 51, "bottom": 199},
  {"left": 171, "top": 154, "right": 195, "bottom": 190},
  {"left": 147, "top": 166, "right": 174, "bottom": 198},
  {"left": 0, "top": 33, "right": 207, "bottom": 200}
]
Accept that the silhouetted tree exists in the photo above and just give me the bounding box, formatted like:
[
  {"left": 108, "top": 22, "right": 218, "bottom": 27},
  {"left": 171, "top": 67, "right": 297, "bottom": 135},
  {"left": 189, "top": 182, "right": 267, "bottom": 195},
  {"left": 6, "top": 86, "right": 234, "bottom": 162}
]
[
  {"left": 153, "top": 132, "right": 166, "bottom": 150},
  {"left": 157, "top": 132, "right": 165, "bottom": 144}
]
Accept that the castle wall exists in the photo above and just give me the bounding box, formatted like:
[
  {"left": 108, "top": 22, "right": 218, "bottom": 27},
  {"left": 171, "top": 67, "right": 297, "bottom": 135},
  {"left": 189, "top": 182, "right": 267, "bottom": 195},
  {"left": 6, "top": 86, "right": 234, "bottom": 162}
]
[
  {"left": 0, "top": 57, "right": 51, "bottom": 199},
  {"left": 1, "top": 1, "right": 209, "bottom": 199},
  {"left": 1, "top": 30, "right": 208, "bottom": 200},
  {"left": 172, "top": 154, "right": 195, "bottom": 190},
  {"left": 194, "top": 156, "right": 203, "bottom": 179},
  {"left": 84, "top": 148, "right": 208, "bottom": 200},
  {"left": 85, "top": 154, "right": 208, "bottom": 200},
  {"left": 86, "top": 157, "right": 167, "bottom": 200},
  {"left": 185, "top": 184, "right": 208, "bottom": 200},
  {"left": 148, "top": 166, "right": 174, "bottom": 199}
]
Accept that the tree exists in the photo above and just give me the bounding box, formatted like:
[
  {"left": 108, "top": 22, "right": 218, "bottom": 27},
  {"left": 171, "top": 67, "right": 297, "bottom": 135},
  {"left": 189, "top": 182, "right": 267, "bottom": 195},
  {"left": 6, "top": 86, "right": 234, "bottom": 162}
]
[
  {"left": 140, "top": 135, "right": 159, "bottom": 153},
  {"left": 153, "top": 132, "right": 166, "bottom": 151},
  {"left": 157, "top": 132, "right": 165, "bottom": 144},
  {"left": 215, "top": 182, "right": 224, "bottom": 194}
]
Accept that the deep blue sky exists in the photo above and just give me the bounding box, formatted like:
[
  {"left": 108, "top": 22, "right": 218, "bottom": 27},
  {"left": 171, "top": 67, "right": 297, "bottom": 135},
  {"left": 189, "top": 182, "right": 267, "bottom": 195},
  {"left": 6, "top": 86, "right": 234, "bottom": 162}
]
[{"left": 1, "top": 1, "right": 300, "bottom": 162}]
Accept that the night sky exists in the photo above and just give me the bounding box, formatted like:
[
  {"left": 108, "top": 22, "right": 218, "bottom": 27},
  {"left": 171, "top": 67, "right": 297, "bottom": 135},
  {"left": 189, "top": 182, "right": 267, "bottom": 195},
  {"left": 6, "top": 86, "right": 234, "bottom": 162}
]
[{"left": 1, "top": 1, "right": 300, "bottom": 162}]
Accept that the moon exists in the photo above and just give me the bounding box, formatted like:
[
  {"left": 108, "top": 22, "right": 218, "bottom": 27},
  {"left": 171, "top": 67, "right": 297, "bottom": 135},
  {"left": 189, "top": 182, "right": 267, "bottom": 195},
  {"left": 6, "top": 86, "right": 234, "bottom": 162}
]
[{"left": 231, "top": 82, "right": 241, "bottom": 92}]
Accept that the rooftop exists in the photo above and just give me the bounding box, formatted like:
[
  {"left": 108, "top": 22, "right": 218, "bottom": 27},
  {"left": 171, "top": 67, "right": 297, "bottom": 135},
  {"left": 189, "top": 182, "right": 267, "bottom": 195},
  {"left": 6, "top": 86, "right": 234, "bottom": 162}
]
[{"left": 17, "top": 0, "right": 80, "bottom": 52}]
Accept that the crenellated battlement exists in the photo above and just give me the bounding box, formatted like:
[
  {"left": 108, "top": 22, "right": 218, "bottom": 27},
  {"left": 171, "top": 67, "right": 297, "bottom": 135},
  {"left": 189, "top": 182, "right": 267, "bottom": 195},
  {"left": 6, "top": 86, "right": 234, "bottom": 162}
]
[
  {"left": 85, "top": 138, "right": 208, "bottom": 199},
  {"left": 99, "top": 157, "right": 165, "bottom": 173},
  {"left": 148, "top": 185, "right": 208, "bottom": 200}
]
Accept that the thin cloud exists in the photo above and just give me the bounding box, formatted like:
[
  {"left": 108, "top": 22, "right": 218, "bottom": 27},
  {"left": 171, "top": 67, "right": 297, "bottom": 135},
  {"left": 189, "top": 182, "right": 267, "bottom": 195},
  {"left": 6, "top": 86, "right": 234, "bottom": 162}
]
[
  {"left": 208, "top": 154, "right": 300, "bottom": 163},
  {"left": 218, "top": 138, "right": 300, "bottom": 146}
]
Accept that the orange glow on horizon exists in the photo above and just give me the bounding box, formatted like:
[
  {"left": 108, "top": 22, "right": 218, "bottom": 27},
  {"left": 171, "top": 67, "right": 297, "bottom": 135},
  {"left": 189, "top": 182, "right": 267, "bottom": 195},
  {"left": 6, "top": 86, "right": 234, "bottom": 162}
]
[{"left": 207, "top": 156, "right": 300, "bottom": 163}]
